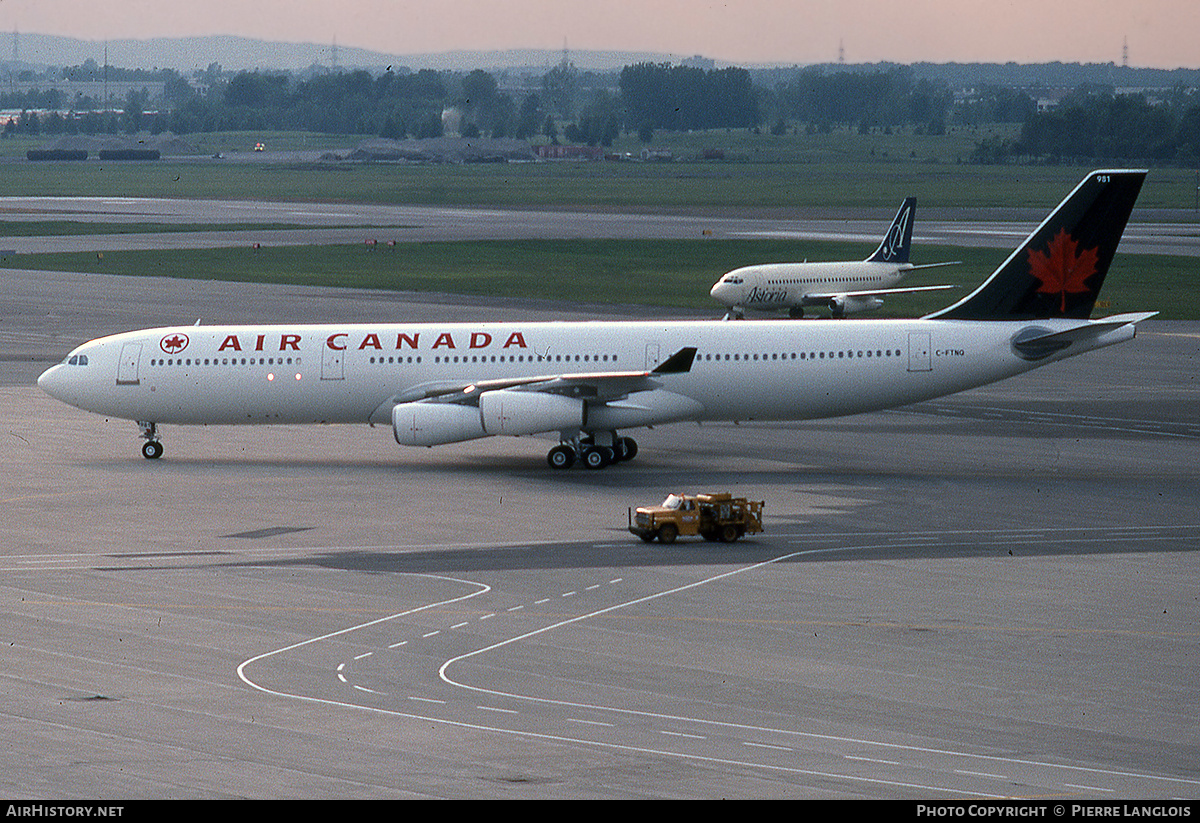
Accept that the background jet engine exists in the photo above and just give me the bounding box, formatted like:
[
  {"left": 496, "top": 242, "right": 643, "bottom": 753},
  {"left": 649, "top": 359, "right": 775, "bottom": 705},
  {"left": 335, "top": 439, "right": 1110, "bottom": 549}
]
[{"left": 829, "top": 294, "right": 884, "bottom": 317}]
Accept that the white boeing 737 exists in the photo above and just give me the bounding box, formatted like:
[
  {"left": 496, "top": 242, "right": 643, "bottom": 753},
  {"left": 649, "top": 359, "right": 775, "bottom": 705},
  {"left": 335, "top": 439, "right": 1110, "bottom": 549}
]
[
  {"left": 39, "top": 170, "right": 1153, "bottom": 470},
  {"left": 709, "top": 196, "right": 957, "bottom": 318}
]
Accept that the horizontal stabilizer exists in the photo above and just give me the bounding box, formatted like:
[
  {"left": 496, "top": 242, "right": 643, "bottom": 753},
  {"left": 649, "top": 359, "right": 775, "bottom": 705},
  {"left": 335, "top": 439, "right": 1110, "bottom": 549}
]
[
  {"left": 907, "top": 261, "right": 961, "bottom": 271},
  {"left": 1012, "top": 312, "right": 1158, "bottom": 360}
]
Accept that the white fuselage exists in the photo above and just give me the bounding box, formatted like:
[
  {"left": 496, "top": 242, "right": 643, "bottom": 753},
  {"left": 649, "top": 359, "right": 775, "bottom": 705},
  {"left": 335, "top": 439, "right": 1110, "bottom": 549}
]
[
  {"left": 709, "top": 261, "right": 910, "bottom": 312},
  {"left": 37, "top": 317, "right": 1135, "bottom": 434}
]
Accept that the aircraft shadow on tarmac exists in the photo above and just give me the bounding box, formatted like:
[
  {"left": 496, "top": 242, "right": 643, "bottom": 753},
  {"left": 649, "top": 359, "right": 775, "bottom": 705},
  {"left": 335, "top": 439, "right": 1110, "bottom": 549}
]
[{"left": 221, "top": 527, "right": 1200, "bottom": 576}]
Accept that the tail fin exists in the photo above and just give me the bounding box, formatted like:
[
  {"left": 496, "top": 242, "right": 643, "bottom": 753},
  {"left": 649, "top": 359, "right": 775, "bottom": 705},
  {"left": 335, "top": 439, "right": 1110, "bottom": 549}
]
[
  {"left": 928, "top": 170, "right": 1146, "bottom": 320},
  {"left": 866, "top": 197, "right": 916, "bottom": 263}
]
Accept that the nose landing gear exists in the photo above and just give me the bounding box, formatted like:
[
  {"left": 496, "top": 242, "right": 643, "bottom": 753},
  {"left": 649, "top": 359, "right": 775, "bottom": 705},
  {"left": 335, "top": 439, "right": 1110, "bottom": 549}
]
[{"left": 138, "top": 421, "right": 163, "bottom": 459}]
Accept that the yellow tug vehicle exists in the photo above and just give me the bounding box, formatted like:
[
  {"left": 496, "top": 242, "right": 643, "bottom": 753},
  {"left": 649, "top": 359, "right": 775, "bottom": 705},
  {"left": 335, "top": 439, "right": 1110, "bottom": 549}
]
[{"left": 629, "top": 492, "right": 764, "bottom": 544}]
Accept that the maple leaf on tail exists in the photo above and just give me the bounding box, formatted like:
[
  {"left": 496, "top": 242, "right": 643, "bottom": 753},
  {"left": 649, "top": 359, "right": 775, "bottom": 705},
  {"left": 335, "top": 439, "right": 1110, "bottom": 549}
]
[{"left": 1028, "top": 228, "right": 1100, "bottom": 314}]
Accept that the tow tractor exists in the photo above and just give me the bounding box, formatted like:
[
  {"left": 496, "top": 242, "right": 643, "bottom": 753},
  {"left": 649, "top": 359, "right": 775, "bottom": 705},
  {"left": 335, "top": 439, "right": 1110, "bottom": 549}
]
[{"left": 628, "top": 492, "right": 764, "bottom": 543}]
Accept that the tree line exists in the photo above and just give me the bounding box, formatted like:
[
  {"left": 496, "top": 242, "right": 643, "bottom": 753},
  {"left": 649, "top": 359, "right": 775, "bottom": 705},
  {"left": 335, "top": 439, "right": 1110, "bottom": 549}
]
[
  {"left": 981, "top": 90, "right": 1200, "bottom": 165},
  {"left": 4, "top": 61, "right": 1200, "bottom": 165}
]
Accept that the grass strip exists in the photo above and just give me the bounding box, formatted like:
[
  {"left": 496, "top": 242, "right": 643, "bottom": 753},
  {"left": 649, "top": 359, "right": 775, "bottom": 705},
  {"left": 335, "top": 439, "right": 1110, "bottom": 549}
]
[{"left": 2, "top": 238, "right": 1192, "bottom": 319}]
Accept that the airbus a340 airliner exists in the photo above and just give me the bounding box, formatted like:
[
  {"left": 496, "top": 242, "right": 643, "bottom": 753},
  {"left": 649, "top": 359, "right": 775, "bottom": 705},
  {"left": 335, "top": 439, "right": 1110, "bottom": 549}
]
[
  {"left": 39, "top": 170, "right": 1153, "bottom": 470},
  {"left": 709, "top": 196, "right": 958, "bottom": 318}
]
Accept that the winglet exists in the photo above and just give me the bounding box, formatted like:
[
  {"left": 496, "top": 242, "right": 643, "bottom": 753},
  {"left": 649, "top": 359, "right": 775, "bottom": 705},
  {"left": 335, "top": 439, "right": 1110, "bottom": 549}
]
[{"left": 653, "top": 347, "right": 698, "bottom": 374}]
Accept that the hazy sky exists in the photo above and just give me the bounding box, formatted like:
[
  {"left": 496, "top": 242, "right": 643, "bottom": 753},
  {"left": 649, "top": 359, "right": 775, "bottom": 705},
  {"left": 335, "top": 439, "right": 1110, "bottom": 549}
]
[{"left": 2, "top": 0, "right": 1198, "bottom": 68}]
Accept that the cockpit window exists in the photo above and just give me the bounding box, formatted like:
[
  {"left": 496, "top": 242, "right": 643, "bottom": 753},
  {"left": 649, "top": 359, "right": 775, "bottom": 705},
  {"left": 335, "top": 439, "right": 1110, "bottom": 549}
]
[{"left": 66, "top": 355, "right": 88, "bottom": 366}]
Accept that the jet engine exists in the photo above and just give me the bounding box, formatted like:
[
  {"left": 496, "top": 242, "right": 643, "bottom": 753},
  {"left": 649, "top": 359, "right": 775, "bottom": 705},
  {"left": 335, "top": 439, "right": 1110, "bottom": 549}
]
[
  {"left": 479, "top": 390, "right": 584, "bottom": 436},
  {"left": 829, "top": 295, "right": 884, "bottom": 317},
  {"left": 585, "top": 389, "right": 705, "bottom": 430},
  {"left": 392, "top": 401, "right": 486, "bottom": 446}
]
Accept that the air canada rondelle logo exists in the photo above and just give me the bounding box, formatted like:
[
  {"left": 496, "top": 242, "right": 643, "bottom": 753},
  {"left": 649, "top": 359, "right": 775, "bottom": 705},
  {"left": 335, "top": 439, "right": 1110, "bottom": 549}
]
[{"left": 160, "top": 333, "right": 189, "bottom": 354}]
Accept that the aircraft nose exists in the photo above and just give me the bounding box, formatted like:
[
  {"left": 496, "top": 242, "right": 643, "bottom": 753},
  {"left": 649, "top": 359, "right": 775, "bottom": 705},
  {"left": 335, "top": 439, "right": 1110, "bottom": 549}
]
[
  {"left": 37, "top": 364, "right": 63, "bottom": 397},
  {"left": 37, "top": 363, "right": 76, "bottom": 404}
]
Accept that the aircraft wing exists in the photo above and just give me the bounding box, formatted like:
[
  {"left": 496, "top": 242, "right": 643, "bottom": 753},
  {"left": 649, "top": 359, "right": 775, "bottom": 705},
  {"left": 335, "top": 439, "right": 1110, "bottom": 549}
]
[
  {"left": 393, "top": 347, "right": 698, "bottom": 406},
  {"left": 801, "top": 283, "right": 957, "bottom": 305}
]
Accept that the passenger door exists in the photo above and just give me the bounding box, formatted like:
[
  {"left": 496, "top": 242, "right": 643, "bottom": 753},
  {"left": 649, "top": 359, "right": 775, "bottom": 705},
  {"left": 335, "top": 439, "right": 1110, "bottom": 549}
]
[
  {"left": 907, "top": 332, "right": 932, "bottom": 373},
  {"left": 321, "top": 345, "right": 345, "bottom": 380},
  {"left": 117, "top": 343, "right": 142, "bottom": 385}
]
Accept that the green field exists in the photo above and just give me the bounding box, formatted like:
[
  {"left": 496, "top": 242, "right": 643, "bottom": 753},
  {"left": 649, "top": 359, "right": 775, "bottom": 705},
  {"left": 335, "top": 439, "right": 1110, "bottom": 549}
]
[
  {"left": 3, "top": 238, "right": 1194, "bottom": 319},
  {"left": 2, "top": 158, "right": 1197, "bottom": 211},
  {"left": 4, "top": 126, "right": 1200, "bottom": 210},
  {"left": 0, "top": 220, "right": 334, "bottom": 237}
]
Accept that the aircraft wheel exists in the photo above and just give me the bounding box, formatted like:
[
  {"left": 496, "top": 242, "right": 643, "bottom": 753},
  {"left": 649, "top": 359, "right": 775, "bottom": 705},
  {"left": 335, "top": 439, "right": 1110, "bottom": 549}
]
[
  {"left": 141, "top": 440, "right": 163, "bottom": 460},
  {"left": 583, "top": 447, "right": 612, "bottom": 469},
  {"left": 547, "top": 445, "right": 575, "bottom": 469},
  {"left": 616, "top": 436, "right": 638, "bottom": 462},
  {"left": 657, "top": 524, "right": 678, "bottom": 544}
]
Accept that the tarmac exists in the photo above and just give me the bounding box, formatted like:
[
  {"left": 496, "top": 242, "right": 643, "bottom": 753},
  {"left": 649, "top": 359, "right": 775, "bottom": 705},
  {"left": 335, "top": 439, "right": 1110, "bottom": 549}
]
[
  {"left": 2, "top": 188, "right": 1200, "bottom": 801},
  {"left": 1, "top": 201, "right": 1198, "bottom": 799}
]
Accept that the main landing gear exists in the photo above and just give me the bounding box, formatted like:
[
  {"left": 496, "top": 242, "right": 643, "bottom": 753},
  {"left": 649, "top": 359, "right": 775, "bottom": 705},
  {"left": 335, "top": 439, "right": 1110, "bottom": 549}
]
[
  {"left": 138, "top": 421, "right": 163, "bottom": 459},
  {"left": 546, "top": 433, "right": 638, "bottom": 470}
]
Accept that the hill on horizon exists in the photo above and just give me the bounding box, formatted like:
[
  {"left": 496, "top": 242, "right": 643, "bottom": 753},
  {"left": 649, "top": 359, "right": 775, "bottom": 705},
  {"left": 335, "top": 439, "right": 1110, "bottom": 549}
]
[
  {"left": 2, "top": 31, "right": 1197, "bottom": 89},
  {"left": 0, "top": 31, "right": 711, "bottom": 74}
]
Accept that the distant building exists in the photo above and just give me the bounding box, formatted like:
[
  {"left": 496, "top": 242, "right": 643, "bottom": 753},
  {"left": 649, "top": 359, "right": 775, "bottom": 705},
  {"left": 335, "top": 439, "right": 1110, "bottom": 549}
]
[
  {"left": 534, "top": 144, "right": 603, "bottom": 160},
  {"left": 1035, "top": 89, "right": 1071, "bottom": 112},
  {"left": 640, "top": 147, "right": 673, "bottom": 162}
]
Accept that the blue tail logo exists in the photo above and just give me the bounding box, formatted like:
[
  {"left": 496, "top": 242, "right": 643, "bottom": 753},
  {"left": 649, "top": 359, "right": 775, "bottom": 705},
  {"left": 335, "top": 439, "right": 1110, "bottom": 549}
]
[{"left": 867, "top": 197, "right": 916, "bottom": 264}]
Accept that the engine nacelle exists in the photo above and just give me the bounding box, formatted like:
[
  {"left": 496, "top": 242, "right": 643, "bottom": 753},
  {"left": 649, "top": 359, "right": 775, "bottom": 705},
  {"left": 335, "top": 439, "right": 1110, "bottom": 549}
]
[
  {"left": 586, "top": 389, "right": 705, "bottom": 430},
  {"left": 479, "top": 390, "right": 584, "bottom": 436},
  {"left": 392, "top": 401, "right": 486, "bottom": 447},
  {"left": 829, "top": 295, "right": 884, "bottom": 317}
]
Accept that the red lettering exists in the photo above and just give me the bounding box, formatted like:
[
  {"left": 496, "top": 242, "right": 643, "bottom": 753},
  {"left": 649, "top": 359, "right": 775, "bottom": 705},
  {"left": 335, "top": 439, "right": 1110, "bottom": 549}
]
[
  {"left": 218, "top": 335, "right": 242, "bottom": 352},
  {"left": 432, "top": 332, "right": 456, "bottom": 349},
  {"left": 502, "top": 332, "right": 527, "bottom": 349},
  {"left": 326, "top": 333, "right": 347, "bottom": 351},
  {"left": 255, "top": 334, "right": 265, "bottom": 352},
  {"left": 359, "top": 333, "right": 382, "bottom": 350},
  {"left": 280, "top": 334, "right": 300, "bottom": 351},
  {"left": 470, "top": 332, "right": 492, "bottom": 349},
  {"left": 396, "top": 332, "right": 419, "bottom": 350}
]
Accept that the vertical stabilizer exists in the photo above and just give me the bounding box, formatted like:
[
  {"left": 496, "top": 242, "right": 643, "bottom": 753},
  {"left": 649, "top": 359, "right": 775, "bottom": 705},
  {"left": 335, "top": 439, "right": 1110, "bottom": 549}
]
[
  {"left": 928, "top": 170, "right": 1145, "bottom": 320},
  {"left": 866, "top": 197, "right": 916, "bottom": 263}
]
